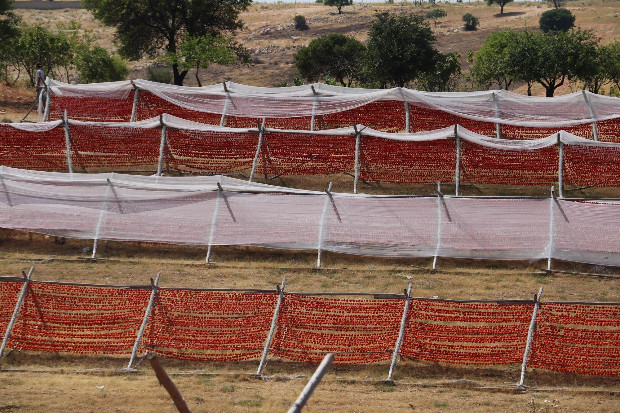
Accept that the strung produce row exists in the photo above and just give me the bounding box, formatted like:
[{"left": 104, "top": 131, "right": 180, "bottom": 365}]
[{"left": 0, "top": 278, "right": 618, "bottom": 376}]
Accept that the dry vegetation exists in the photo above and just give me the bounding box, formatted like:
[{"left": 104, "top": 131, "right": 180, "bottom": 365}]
[{"left": 1, "top": 1, "right": 620, "bottom": 412}]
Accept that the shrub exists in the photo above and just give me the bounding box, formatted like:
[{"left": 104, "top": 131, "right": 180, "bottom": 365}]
[
  {"left": 462, "top": 13, "right": 479, "bottom": 31},
  {"left": 76, "top": 46, "right": 129, "bottom": 83},
  {"left": 294, "top": 15, "right": 308, "bottom": 31},
  {"left": 147, "top": 64, "right": 172, "bottom": 84},
  {"left": 539, "top": 8, "right": 575, "bottom": 33}
]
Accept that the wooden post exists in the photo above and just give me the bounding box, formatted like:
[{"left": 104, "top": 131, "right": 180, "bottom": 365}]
[
  {"left": 454, "top": 125, "right": 461, "bottom": 197},
  {"left": 156, "top": 115, "right": 167, "bottom": 176},
  {"left": 148, "top": 353, "right": 191, "bottom": 413},
  {"left": 63, "top": 110, "right": 74, "bottom": 174},
  {"left": 547, "top": 187, "right": 556, "bottom": 272},
  {"left": 287, "top": 353, "right": 334, "bottom": 413},
  {"left": 0, "top": 267, "right": 34, "bottom": 358},
  {"left": 582, "top": 90, "right": 599, "bottom": 141},
  {"left": 557, "top": 133, "right": 564, "bottom": 199},
  {"left": 256, "top": 277, "right": 286, "bottom": 376},
  {"left": 126, "top": 273, "right": 160, "bottom": 370},
  {"left": 353, "top": 127, "right": 361, "bottom": 194},
  {"left": 130, "top": 85, "right": 140, "bottom": 122},
  {"left": 43, "top": 81, "right": 51, "bottom": 121},
  {"left": 91, "top": 178, "right": 113, "bottom": 259},
  {"left": 432, "top": 182, "right": 443, "bottom": 271},
  {"left": 518, "top": 287, "right": 543, "bottom": 388},
  {"left": 310, "top": 98, "right": 318, "bottom": 132},
  {"left": 205, "top": 179, "right": 223, "bottom": 264},
  {"left": 220, "top": 92, "right": 230, "bottom": 127},
  {"left": 492, "top": 92, "right": 502, "bottom": 138},
  {"left": 404, "top": 100, "right": 411, "bottom": 133},
  {"left": 316, "top": 182, "right": 333, "bottom": 269},
  {"left": 249, "top": 118, "right": 266, "bottom": 182},
  {"left": 386, "top": 283, "right": 413, "bottom": 382}
]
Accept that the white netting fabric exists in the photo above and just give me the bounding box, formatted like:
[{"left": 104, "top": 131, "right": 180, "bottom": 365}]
[{"left": 1, "top": 166, "right": 619, "bottom": 266}]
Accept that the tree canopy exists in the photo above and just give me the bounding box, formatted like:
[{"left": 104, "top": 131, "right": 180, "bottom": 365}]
[
  {"left": 294, "top": 33, "right": 366, "bottom": 86},
  {"left": 539, "top": 8, "right": 575, "bottom": 33},
  {"left": 486, "top": 0, "right": 513, "bottom": 16},
  {"left": 365, "top": 13, "right": 437, "bottom": 88},
  {"left": 82, "top": 0, "right": 252, "bottom": 85},
  {"left": 323, "top": 0, "right": 353, "bottom": 15},
  {"left": 76, "top": 46, "right": 129, "bottom": 83},
  {"left": 470, "top": 30, "right": 517, "bottom": 90}
]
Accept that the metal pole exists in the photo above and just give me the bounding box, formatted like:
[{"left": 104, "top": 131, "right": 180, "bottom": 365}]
[
  {"left": 518, "top": 287, "right": 543, "bottom": 388},
  {"left": 63, "top": 110, "right": 74, "bottom": 174},
  {"left": 205, "top": 178, "right": 223, "bottom": 263},
  {"left": 126, "top": 273, "right": 160, "bottom": 370},
  {"left": 353, "top": 130, "right": 361, "bottom": 194},
  {"left": 287, "top": 353, "right": 334, "bottom": 413},
  {"left": 249, "top": 118, "right": 266, "bottom": 182},
  {"left": 432, "top": 182, "right": 443, "bottom": 271},
  {"left": 547, "top": 187, "right": 556, "bottom": 272},
  {"left": 454, "top": 125, "right": 461, "bottom": 197},
  {"left": 582, "top": 90, "right": 599, "bottom": 141},
  {"left": 91, "top": 178, "right": 113, "bottom": 259},
  {"left": 0, "top": 267, "right": 34, "bottom": 358},
  {"left": 316, "top": 182, "right": 333, "bottom": 269},
  {"left": 220, "top": 93, "right": 230, "bottom": 127},
  {"left": 557, "top": 133, "right": 564, "bottom": 199},
  {"left": 130, "top": 87, "right": 140, "bottom": 122},
  {"left": 493, "top": 92, "right": 502, "bottom": 138},
  {"left": 387, "top": 283, "right": 413, "bottom": 382},
  {"left": 156, "top": 115, "right": 167, "bottom": 176},
  {"left": 256, "top": 277, "right": 286, "bottom": 376}
]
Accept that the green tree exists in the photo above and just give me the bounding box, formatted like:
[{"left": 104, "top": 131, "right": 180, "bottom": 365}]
[
  {"left": 470, "top": 30, "right": 518, "bottom": 90},
  {"left": 425, "top": 8, "right": 447, "bottom": 28},
  {"left": 581, "top": 41, "right": 620, "bottom": 93},
  {"left": 547, "top": 0, "right": 565, "bottom": 9},
  {"left": 486, "top": 0, "right": 513, "bottom": 16},
  {"left": 166, "top": 34, "right": 247, "bottom": 87},
  {"left": 0, "top": 0, "right": 21, "bottom": 85},
  {"left": 76, "top": 46, "right": 129, "bottom": 83},
  {"left": 462, "top": 13, "right": 479, "bottom": 31},
  {"left": 417, "top": 52, "right": 461, "bottom": 92},
  {"left": 365, "top": 13, "right": 437, "bottom": 88},
  {"left": 294, "top": 33, "right": 366, "bottom": 86},
  {"left": 323, "top": 0, "right": 352, "bottom": 15},
  {"left": 82, "top": 0, "right": 252, "bottom": 86},
  {"left": 539, "top": 8, "right": 575, "bottom": 33}
]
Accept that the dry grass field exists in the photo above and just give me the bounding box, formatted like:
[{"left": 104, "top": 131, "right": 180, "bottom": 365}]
[{"left": 1, "top": 1, "right": 620, "bottom": 412}]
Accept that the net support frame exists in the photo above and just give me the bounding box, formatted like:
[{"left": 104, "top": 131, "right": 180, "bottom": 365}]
[
  {"left": 582, "top": 90, "right": 599, "bottom": 141},
  {"left": 205, "top": 178, "right": 223, "bottom": 264},
  {"left": 62, "top": 110, "right": 74, "bottom": 174},
  {"left": 219, "top": 92, "right": 230, "bottom": 127},
  {"left": 432, "top": 182, "right": 444, "bottom": 271},
  {"left": 404, "top": 100, "right": 411, "bottom": 133},
  {"left": 0, "top": 266, "right": 34, "bottom": 358},
  {"left": 492, "top": 92, "right": 502, "bottom": 138},
  {"left": 43, "top": 85, "right": 51, "bottom": 122},
  {"left": 91, "top": 178, "right": 113, "bottom": 259},
  {"left": 249, "top": 118, "right": 266, "bottom": 183},
  {"left": 546, "top": 187, "right": 556, "bottom": 272},
  {"left": 386, "top": 283, "right": 413, "bottom": 382},
  {"left": 130, "top": 86, "right": 140, "bottom": 123},
  {"left": 126, "top": 273, "right": 161, "bottom": 370},
  {"left": 454, "top": 125, "right": 461, "bottom": 197},
  {"left": 353, "top": 129, "right": 361, "bottom": 194},
  {"left": 557, "top": 133, "right": 564, "bottom": 199},
  {"left": 156, "top": 115, "right": 167, "bottom": 176},
  {"left": 316, "top": 182, "right": 333, "bottom": 269},
  {"left": 310, "top": 90, "right": 319, "bottom": 131},
  {"left": 518, "top": 287, "right": 543, "bottom": 388},
  {"left": 256, "top": 277, "right": 286, "bottom": 376}
]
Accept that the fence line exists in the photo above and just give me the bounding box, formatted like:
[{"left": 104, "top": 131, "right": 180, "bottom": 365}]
[{"left": 0, "top": 275, "right": 618, "bottom": 382}]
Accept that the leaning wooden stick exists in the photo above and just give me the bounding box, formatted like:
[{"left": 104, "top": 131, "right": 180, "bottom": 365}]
[
  {"left": 148, "top": 353, "right": 191, "bottom": 413},
  {"left": 288, "top": 353, "right": 334, "bottom": 413}
]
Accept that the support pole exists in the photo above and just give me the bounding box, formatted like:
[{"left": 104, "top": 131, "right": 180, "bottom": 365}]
[
  {"left": 454, "top": 125, "right": 461, "bottom": 197},
  {"left": 63, "top": 110, "right": 74, "bottom": 174},
  {"left": 582, "top": 90, "right": 599, "bottom": 141},
  {"left": 353, "top": 128, "right": 361, "bottom": 194},
  {"left": 432, "top": 182, "right": 444, "bottom": 271},
  {"left": 43, "top": 80, "right": 51, "bottom": 121},
  {"left": 256, "top": 277, "right": 286, "bottom": 376},
  {"left": 91, "top": 178, "right": 112, "bottom": 259},
  {"left": 546, "top": 187, "right": 556, "bottom": 272},
  {"left": 220, "top": 92, "right": 230, "bottom": 127},
  {"left": 249, "top": 118, "right": 266, "bottom": 182},
  {"left": 205, "top": 178, "right": 223, "bottom": 263},
  {"left": 518, "top": 287, "right": 543, "bottom": 388},
  {"left": 127, "top": 273, "right": 160, "bottom": 370},
  {"left": 492, "top": 92, "right": 502, "bottom": 138},
  {"left": 404, "top": 100, "right": 411, "bottom": 133},
  {"left": 287, "top": 353, "right": 334, "bottom": 413},
  {"left": 557, "top": 133, "right": 564, "bottom": 199},
  {"left": 386, "top": 283, "right": 413, "bottom": 382},
  {"left": 129, "top": 86, "right": 140, "bottom": 123},
  {"left": 156, "top": 115, "right": 167, "bottom": 176},
  {"left": 0, "top": 267, "right": 34, "bottom": 358},
  {"left": 310, "top": 98, "right": 318, "bottom": 131},
  {"left": 148, "top": 353, "right": 191, "bottom": 413},
  {"left": 316, "top": 182, "right": 333, "bottom": 269}
]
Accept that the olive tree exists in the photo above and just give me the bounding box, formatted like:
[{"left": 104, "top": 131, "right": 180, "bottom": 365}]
[{"left": 323, "top": 0, "right": 352, "bottom": 15}]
